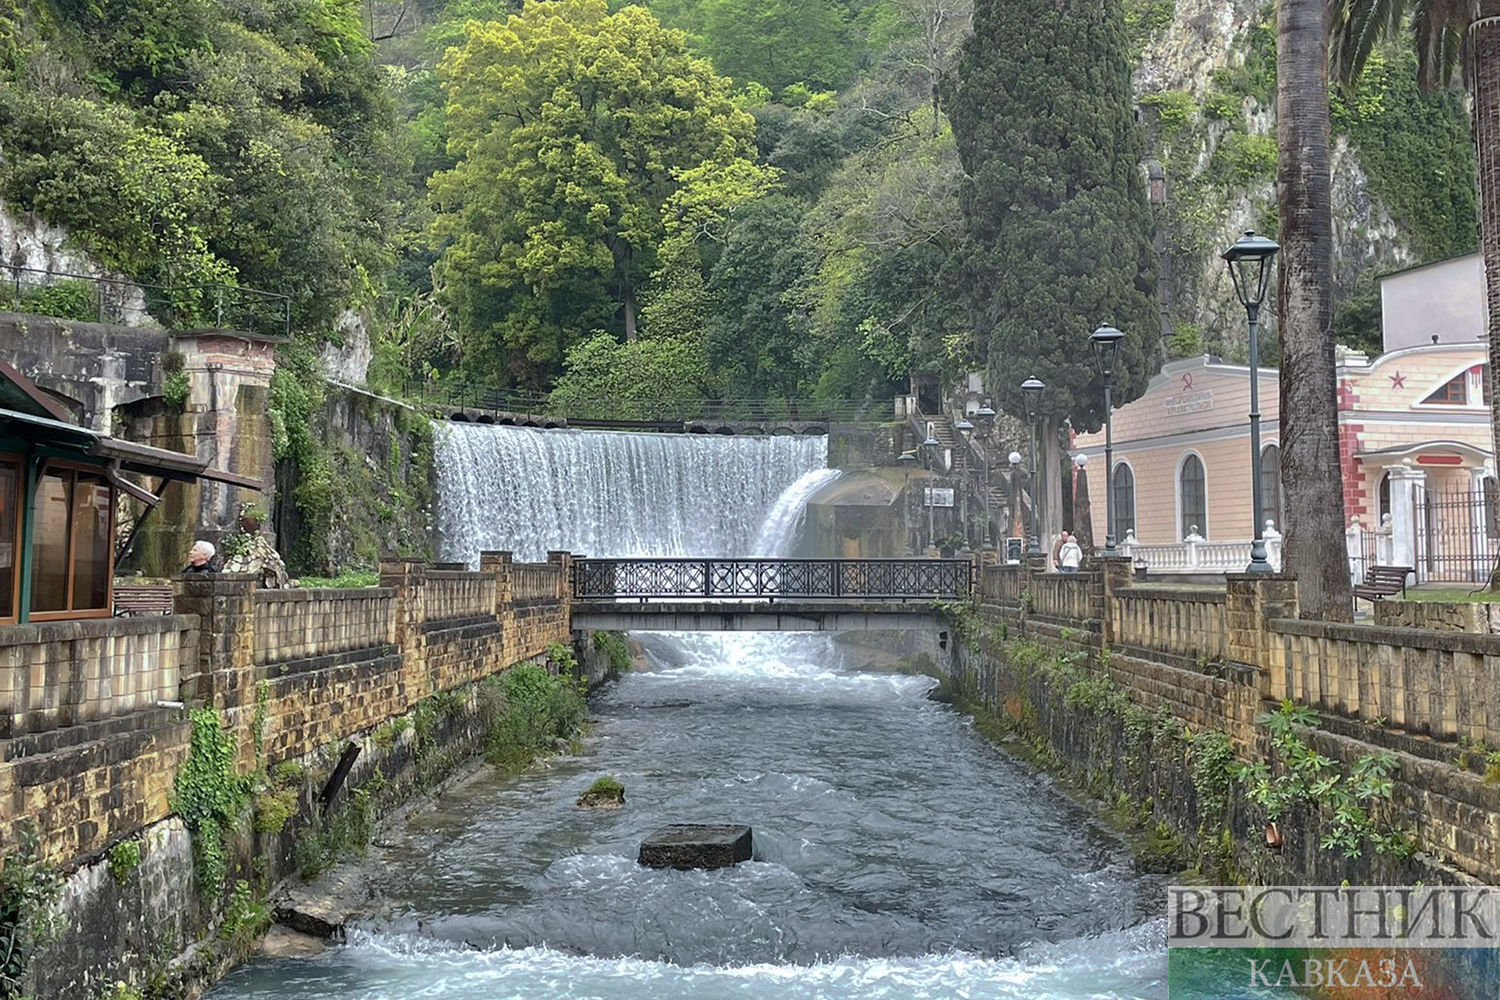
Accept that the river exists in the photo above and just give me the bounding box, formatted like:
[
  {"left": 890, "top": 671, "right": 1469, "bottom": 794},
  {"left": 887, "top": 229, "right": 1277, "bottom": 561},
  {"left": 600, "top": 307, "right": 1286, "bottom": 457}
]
[
  {"left": 212, "top": 633, "right": 1168, "bottom": 1000},
  {"left": 212, "top": 426, "right": 1168, "bottom": 998}
]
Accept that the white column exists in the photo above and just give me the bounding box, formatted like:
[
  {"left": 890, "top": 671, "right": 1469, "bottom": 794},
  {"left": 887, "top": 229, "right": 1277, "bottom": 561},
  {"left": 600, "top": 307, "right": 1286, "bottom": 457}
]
[
  {"left": 1376, "top": 513, "right": 1394, "bottom": 565},
  {"left": 1345, "top": 516, "right": 1364, "bottom": 584},
  {"left": 1264, "top": 520, "right": 1283, "bottom": 572},
  {"left": 1184, "top": 527, "right": 1203, "bottom": 569},
  {"left": 1386, "top": 459, "right": 1425, "bottom": 578}
]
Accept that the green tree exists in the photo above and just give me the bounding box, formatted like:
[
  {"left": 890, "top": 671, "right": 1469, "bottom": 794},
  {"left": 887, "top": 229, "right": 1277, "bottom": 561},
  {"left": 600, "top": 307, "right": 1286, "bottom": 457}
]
[
  {"left": 698, "top": 0, "right": 855, "bottom": 93},
  {"left": 547, "top": 334, "right": 710, "bottom": 418},
  {"left": 941, "top": 0, "right": 1158, "bottom": 537},
  {"left": 701, "top": 195, "right": 816, "bottom": 398},
  {"left": 799, "top": 109, "right": 968, "bottom": 400},
  {"left": 430, "top": 0, "right": 765, "bottom": 385}
]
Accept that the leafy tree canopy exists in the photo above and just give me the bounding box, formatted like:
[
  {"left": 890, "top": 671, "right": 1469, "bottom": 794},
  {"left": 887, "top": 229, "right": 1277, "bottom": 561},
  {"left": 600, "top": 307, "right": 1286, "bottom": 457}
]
[
  {"left": 0, "top": 0, "right": 398, "bottom": 329},
  {"left": 430, "top": 0, "right": 771, "bottom": 386},
  {"left": 941, "top": 0, "right": 1159, "bottom": 431}
]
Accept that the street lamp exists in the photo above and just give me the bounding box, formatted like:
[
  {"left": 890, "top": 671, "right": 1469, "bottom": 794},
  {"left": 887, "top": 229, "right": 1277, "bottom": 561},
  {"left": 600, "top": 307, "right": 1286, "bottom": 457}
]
[
  {"left": 1222, "top": 229, "right": 1281, "bottom": 574},
  {"left": 955, "top": 418, "right": 974, "bottom": 547},
  {"left": 1021, "top": 376, "right": 1045, "bottom": 556},
  {"left": 922, "top": 431, "right": 941, "bottom": 552},
  {"left": 1008, "top": 450, "right": 1023, "bottom": 554},
  {"left": 975, "top": 404, "right": 997, "bottom": 548},
  {"left": 898, "top": 449, "right": 919, "bottom": 555},
  {"left": 1089, "top": 324, "right": 1125, "bottom": 554}
]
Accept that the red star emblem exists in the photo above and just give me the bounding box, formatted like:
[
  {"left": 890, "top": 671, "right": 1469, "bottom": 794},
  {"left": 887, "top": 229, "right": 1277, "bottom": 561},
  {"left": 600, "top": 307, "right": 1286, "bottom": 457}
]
[{"left": 1389, "top": 371, "right": 1406, "bottom": 389}]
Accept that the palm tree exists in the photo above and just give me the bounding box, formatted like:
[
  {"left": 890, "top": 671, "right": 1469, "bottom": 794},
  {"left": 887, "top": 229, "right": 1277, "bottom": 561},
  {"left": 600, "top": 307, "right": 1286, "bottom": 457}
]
[
  {"left": 1330, "top": 0, "right": 1500, "bottom": 468},
  {"left": 1279, "top": 0, "right": 1356, "bottom": 619}
]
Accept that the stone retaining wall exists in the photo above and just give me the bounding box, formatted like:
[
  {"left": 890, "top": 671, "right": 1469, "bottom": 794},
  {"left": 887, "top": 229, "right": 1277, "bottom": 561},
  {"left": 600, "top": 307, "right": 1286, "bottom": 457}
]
[{"left": 953, "top": 555, "right": 1500, "bottom": 885}]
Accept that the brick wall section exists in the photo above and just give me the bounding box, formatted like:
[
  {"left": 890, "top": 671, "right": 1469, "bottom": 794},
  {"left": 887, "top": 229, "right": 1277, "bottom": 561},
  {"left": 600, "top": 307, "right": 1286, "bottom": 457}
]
[
  {"left": 1111, "top": 587, "right": 1226, "bottom": 661},
  {"left": 0, "top": 616, "right": 198, "bottom": 739},
  {"left": 962, "top": 557, "right": 1500, "bottom": 880},
  {"left": 0, "top": 555, "right": 572, "bottom": 868},
  {"left": 253, "top": 588, "right": 396, "bottom": 665},
  {"left": 1029, "top": 572, "right": 1102, "bottom": 623}
]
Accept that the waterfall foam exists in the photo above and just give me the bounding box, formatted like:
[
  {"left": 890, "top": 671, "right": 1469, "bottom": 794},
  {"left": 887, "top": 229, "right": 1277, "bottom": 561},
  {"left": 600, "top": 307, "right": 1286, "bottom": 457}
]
[
  {"left": 432, "top": 424, "right": 827, "bottom": 565},
  {"left": 751, "top": 469, "right": 840, "bottom": 557}
]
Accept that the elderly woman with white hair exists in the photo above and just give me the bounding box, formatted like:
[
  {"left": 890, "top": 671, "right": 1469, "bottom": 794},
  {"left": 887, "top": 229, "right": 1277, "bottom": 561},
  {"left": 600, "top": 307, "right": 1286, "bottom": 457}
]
[{"left": 184, "top": 540, "right": 217, "bottom": 574}]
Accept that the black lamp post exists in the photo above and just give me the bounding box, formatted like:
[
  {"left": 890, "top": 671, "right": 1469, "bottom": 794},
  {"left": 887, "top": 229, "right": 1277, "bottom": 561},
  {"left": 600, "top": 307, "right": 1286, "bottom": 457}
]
[
  {"left": 898, "top": 449, "right": 919, "bottom": 554},
  {"left": 1222, "top": 230, "right": 1281, "bottom": 574},
  {"left": 922, "top": 429, "right": 941, "bottom": 552},
  {"left": 956, "top": 417, "right": 974, "bottom": 547},
  {"left": 1089, "top": 324, "right": 1125, "bottom": 554},
  {"left": 976, "top": 402, "right": 997, "bottom": 547},
  {"left": 1008, "top": 450, "right": 1023, "bottom": 555},
  {"left": 1021, "top": 376, "right": 1045, "bottom": 556}
]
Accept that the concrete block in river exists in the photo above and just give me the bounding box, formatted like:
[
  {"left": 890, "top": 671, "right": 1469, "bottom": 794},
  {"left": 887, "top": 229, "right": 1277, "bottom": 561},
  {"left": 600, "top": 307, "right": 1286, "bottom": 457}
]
[
  {"left": 638, "top": 824, "right": 753, "bottom": 870},
  {"left": 274, "top": 868, "right": 373, "bottom": 938}
]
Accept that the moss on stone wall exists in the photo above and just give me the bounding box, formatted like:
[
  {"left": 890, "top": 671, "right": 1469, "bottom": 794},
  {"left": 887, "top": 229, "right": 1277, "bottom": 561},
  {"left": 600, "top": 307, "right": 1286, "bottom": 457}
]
[{"left": 270, "top": 340, "right": 435, "bottom": 576}]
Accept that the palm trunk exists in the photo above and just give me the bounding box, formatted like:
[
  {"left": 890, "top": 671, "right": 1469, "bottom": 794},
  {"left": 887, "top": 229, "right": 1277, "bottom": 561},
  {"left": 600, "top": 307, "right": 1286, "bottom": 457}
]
[
  {"left": 1476, "top": 5, "right": 1500, "bottom": 490},
  {"left": 1277, "top": 0, "right": 1354, "bottom": 619}
]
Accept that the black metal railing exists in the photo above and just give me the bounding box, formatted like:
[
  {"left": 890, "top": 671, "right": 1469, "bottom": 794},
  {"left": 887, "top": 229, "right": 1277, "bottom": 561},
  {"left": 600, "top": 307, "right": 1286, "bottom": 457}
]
[
  {"left": 404, "top": 379, "right": 887, "bottom": 426},
  {"left": 572, "top": 558, "right": 973, "bottom": 601},
  {"left": 0, "top": 263, "right": 291, "bottom": 336}
]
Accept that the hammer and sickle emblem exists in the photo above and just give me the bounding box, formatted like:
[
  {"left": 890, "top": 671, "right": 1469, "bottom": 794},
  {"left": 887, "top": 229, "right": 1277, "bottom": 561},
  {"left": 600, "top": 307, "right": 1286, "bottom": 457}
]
[{"left": 1181, "top": 373, "right": 1194, "bottom": 391}]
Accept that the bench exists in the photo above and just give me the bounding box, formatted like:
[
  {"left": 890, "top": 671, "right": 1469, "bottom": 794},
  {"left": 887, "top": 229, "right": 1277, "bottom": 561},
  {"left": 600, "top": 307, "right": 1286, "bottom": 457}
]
[
  {"left": 1353, "top": 565, "right": 1414, "bottom": 603},
  {"left": 113, "top": 584, "right": 175, "bottom": 616}
]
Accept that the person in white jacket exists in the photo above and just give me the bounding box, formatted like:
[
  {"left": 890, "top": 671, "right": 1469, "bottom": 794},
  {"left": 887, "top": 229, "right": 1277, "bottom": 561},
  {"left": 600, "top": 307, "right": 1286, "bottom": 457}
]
[{"left": 1058, "top": 532, "right": 1083, "bottom": 573}]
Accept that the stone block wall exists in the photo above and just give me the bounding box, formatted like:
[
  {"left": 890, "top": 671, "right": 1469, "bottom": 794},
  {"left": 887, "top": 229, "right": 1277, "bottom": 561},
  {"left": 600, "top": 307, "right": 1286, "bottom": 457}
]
[
  {"left": 253, "top": 588, "right": 396, "bottom": 665},
  {"left": 1111, "top": 587, "right": 1227, "bottom": 662},
  {"left": 958, "top": 556, "right": 1500, "bottom": 884},
  {"left": 0, "top": 555, "right": 572, "bottom": 871},
  {"left": 0, "top": 616, "right": 198, "bottom": 739},
  {"left": 1373, "top": 599, "right": 1500, "bottom": 634}
]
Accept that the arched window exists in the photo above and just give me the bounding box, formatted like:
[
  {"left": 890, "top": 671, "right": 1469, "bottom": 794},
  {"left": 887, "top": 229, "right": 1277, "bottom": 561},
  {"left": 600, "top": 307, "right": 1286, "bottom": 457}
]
[
  {"left": 1179, "top": 454, "right": 1207, "bottom": 539},
  {"left": 1260, "top": 445, "right": 1282, "bottom": 531},
  {"left": 1111, "top": 463, "right": 1135, "bottom": 543},
  {"left": 1379, "top": 472, "right": 1392, "bottom": 522}
]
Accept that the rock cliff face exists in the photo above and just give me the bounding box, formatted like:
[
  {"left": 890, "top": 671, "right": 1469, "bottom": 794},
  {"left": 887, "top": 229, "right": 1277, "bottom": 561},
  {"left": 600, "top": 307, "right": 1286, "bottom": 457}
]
[{"left": 1130, "top": 0, "right": 1468, "bottom": 362}]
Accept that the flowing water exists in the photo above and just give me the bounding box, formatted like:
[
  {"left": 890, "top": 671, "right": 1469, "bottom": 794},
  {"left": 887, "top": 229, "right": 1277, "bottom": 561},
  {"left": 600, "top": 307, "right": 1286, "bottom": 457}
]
[
  {"left": 213, "top": 428, "right": 1168, "bottom": 999},
  {"left": 433, "top": 424, "right": 827, "bottom": 565}
]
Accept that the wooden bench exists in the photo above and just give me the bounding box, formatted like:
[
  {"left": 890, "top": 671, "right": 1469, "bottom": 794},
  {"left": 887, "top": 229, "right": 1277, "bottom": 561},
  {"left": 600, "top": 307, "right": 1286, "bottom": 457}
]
[
  {"left": 113, "top": 584, "right": 175, "bottom": 616},
  {"left": 1353, "top": 565, "right": 1414, "bottom": 603}
]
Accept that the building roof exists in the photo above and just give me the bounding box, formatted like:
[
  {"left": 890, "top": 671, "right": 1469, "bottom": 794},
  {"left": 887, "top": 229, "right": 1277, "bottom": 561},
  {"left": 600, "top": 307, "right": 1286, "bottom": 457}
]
[
  {"left": 0, "top": 362, "right": 262, "bottom": 490},
  {"left": 0, "top": 357, "right": 72, "bottom": 422}
]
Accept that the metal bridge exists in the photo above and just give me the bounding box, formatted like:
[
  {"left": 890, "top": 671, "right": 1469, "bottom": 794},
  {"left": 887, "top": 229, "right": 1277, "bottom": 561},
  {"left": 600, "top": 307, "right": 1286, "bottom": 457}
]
[{"left": 569, "top": 558, "right": 971, "bottom": 632}]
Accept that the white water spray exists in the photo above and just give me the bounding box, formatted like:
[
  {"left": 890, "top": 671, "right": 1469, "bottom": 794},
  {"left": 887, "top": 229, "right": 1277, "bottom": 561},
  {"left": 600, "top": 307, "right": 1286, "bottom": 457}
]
[
  {"left": 433, "top": 424, "right": 827, "bottom": 565},
  {"left": 751, "top": 469, "right": 841, "bottom": 557}
]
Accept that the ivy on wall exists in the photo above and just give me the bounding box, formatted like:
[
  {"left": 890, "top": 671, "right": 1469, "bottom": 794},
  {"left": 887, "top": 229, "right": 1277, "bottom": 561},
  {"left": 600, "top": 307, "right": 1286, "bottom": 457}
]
[
  {"left": 1331, "top": 46, "right": 1478, "bottom": 265},
  {"left": 270, "top": 335, "right": 436, "bottom": 576}
]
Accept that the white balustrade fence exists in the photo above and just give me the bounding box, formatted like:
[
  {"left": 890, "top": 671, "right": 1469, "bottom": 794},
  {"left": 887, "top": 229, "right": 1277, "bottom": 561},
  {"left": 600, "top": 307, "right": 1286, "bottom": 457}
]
[{"left": 1119, "top": 523, "right": 1283, "bottom": 574}]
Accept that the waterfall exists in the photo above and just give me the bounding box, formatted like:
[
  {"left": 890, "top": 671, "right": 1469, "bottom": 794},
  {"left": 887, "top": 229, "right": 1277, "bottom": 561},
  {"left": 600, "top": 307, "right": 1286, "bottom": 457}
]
[
  {"left": 751, "top": 469, "right": 841, "bottom": 557},
  {"left": 433, "top": 424, "right": 827, "bottom": 565}
]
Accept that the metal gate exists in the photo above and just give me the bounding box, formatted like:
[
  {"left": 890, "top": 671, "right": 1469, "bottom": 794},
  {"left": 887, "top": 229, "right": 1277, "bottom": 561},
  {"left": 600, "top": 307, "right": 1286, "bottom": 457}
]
[{"left": 1415, "top": 486, "right": 1498, "bottom": 583}]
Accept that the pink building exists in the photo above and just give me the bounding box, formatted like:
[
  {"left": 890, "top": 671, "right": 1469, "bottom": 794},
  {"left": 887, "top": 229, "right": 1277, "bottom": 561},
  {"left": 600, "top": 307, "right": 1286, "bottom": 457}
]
[{"left": 1075, "top": 253, "right": 1493, "bottom": 581}]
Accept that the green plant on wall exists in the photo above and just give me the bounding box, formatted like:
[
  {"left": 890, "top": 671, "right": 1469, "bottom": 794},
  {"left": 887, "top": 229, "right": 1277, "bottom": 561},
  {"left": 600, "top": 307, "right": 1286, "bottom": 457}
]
[
  {"left": 592, "top": 631, "right": 631, "bottom": 674},
  {"left": 0, "top": 823, "right": 63, "bottom": 997},
  {"left": 172, "top": 709, "right": 249, "bottom": 898},
  {"left": 1231, "top": 700, "right": 1411, "bottom": 858},
  {"left": 106, "top": 840, "right": 141, "bottom": 886}
]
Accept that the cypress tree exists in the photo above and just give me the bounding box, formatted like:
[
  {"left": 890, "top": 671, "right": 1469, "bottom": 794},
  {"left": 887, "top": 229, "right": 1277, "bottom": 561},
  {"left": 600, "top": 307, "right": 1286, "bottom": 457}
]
[{"left": 941, "top": 0, "right": 1159, "bottom": 437}]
